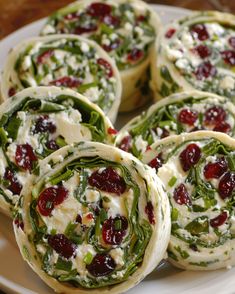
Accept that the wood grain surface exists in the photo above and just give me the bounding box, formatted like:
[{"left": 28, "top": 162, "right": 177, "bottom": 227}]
[{"left": 0, "top": 0, "right": 235, "bottom": 40}]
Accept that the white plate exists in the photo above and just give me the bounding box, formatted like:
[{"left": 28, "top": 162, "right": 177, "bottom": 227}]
[{"left": 0, "top": 4, "right": 233, "bottom": 294}]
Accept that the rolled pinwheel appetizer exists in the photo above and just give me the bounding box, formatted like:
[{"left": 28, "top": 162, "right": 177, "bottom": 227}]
[
  {"left": 151, "top": 11, "right": 235, "bottom": 101},
  {"left": 0, "top": 86, "right": 115, "bottom": 217},
  {"left": 41, "top": 0, "right": 160, "bottom": 112},
  {"left": 143, "top": 131, "right": 235, "bottom": 270},
  {"left": 115, "top": 91, "right": 235, "bottom": 159},
  {"left": 1, "top": 35, "right": 121, "bottom": 123},
  {"left": 13, "top": 141, "right": 170, "bottom": 293}
]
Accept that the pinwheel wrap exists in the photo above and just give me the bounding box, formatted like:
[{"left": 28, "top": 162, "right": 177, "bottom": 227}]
[
  {"left": 1, "top": 35, "right": 121, "bottom": 122},
  {"left": 151, "top": 11, "right": 235, "bottom": 102},
  {"left": 143, "top": 131, "right": 235, "bottom": 270},
  {"left": 13, "top": 141, "right": 170, "bottom": 293},
  {"left": 116, "top": 91, "right": 235, "bottom": 159},
  {"left": 41, "top": 0, "right": 161, "bottom": 111},
  {"left": 0, "top": 86, "right": 115, "bottom": 216}
]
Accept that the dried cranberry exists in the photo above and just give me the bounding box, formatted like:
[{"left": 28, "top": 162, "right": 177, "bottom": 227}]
[
  {"left": 161, "top": 128, "right": 170, "bottom": 139},
  {"left": 74, "top": 23, "right": 98, "bottom": 34},
  {"left": 102, "top": 216, "right": 128, "bottom": 245},
  {"left": 97, "top": 58, "right": 113, "bottom": 78},
  {"left": 14, "top": 218, "right": 24, "bottom": 230},
  {"left": 165, "top": 28, "right": 176, "bottom": 39},
  {"left": 229, "top": 37, "right": 235, "bottom": 49},
  {"left": 190, "top": 24, "right": 209, "bottom": 41},
  {"left": 4, "top": 168, "right": 22, "bottom": 195},
  {"left": 148, "top": 153, "right": 163, "bottom": 171},
  {"left": 48, "top": 234, "right": 76, "bottom": 259},
  {"left": 194, "top": 44, "right": 211, "bottom": 59},
  {"left": 15, "top": 144, "right": 37, "bottom": 171},
  {"left": 102, "top": 15, "right": 120, "bottom": 27},
  {"left": 204, "top": 157, "right": 228, "bottom": 179},
  {"left": 46, "top": 139, "right": 59, "bottom": 150},
  {"left": 145, "top": 201, "right": 155, "bottom": 225},
  {"left": 33, "top": 115, "right": 56, "bottom": 134},
  {"left": 87, "top": 253, "right": 115, "bottom": 277},
  {"left": 102, "top": 39, "right": 121, "bottom": 52},
  {"left": 88, "top": 167, "right": 126, "bottom": 195},
  {"left": 179, "top": 143, "right": 201, "bottom": 172},
  {"left": 173, "top": 183, "right": 191, "bottom": 205},
  {"left": 213, "top": 122, "right": 231, "bottom": 133},
  {"left": 127, "top": 48, "right": 144, "bottom": 62},
  {"left": 76, "top": 214, "right": 82, "bottom": 223},
  {"left": 178, "top": 108, "right": 198, "bottom": 126},
  {"left": 87, "top": 3, "right": 111, "bottom": 17},
  {"left": 204, "top": 106, "right": 226, "bottom": 125},
  {"left": 107, "top": 127, "right": 118, "bottom": 135},
  {"left": 195, "top": 61, "right": 217, "bottom": 80},
  {"left": 119, "top": 135, "right": 131, "bottom": 152},
  {"left": 37, "top": 50, "right": 54, "bottom": 64},
  {"left": 37, "top": 186, "right": 68, "bottom": 216},
  {"left": 210, "top": 211, "right": 227, "bottom": 228},
  {"left": 137, "top": 15, "right": 147, "bottom": 22},
  {"left": 49, "top": 76, "right": 82, "bottom": 88},
  {"left": 221, "top": 50, "right": 235, "bottom": 66},
  {"left": 218, "top": 172, "right": 235, "bottom": 199},
  {"left": 8, "top": 87, "right": 16, "bottom": 97}
]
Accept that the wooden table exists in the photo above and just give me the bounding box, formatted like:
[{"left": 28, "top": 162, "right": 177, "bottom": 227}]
[{"left": 0, "top": 0, "right": 235, "bottom": 40}]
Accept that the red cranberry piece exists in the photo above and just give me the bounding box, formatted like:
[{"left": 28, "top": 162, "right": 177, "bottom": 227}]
[
  {"left": 228, "top": 37, "right": 235, "bottom": 49},
  {"left": 33, "top": 115, "right": 56, "bottom": 134},
  {"left": 173, "top": 183, "right": 191, "bottom": 205},
  {"left": 14, "top": 218, "right": 24, "bottom": 230},
  {"left": 87, "top": 253, "right": 115, "bottom": 277},
  {"left": 48, "top": 234, "right": 76, "bottom": 259},
  {"left": 37, "top": 50, "right": 54, "bottom": 64},
  {"left": 148, "top": 153, "right": 163, "bottom": 172},
  {"left": 195, "top": 61, "right": 217, "bottom": 80},
  {"left": 88, "top": 167, "right": 126, "bottom": 195},
  {"left": 76, "top": 214, "right": 82, "bottom": 223},
  {"left": 87, "top": 2, "right": 111, "bottom": 17},
  {"left": 46, "top": 139, "right": 59, "bottom": 150},
  {"left": 194, "top": 44, "right": 211, "bottom": 59},
  {"left": 204, "top": 106, "right": 226, "bottom": 125},
  {"left": 102, "top": 15, "right": 120, "bottom": 27},
  {"left": 37, "top": 186, "right": 68, "bottom": 216},
  {"left": 145, "top": 201, "right": 155, "bottom": 225},
  {"left": 127, "top": 48, "right": 144, "bottom": 63},
  {"left": 102, "top": 216, "right": 128, "bottom": 245},
  {"left": 137, "top": 15, "right": 147, "bottom": 22},
  {"left": 15, "top": 144, "right": 37, "bottom": 171},
  {"left": 107, "top": 127, "right": 118, "bottom": 135},
  {"left": 179, "top": 143, "right": 201, "bottom": 172},
  {"left": 74, "top": 23, "right": 98, "bottom": 34},
  {"left": 119, "top": 135, "right": 131, "bottom": 152},
  {"left": 4, "top": 168, "right": 22, "bottom": 195},
  {"left": 64, "top": 12, "right": 79, "bottom": 20},
  {"left": 161, "top": 128, "right": 170, "bottom": 139},
  {"left": 218, "top": 172, "right": 235, "bottom": 199},
  {"left": 8, "top": 87, "right": 16, "bottom": 97},
  {"left": 213, "top": 122, "right": 231, "bottom": 134},
  {"left": 178, "top": 108, "right": 198, "bottom": 126},
  {"left": 190, "top": 24, "right": 209, "bottom": 41},
  {"left": 221, "top": 50, "right": 235, "bottom": 66},
  {"left": 210, "top": 211, "right": 228, "bottom": 228},
  {"left": 204, "top": 157, "right": 228, "bottom": 179},
  {"left": 165, "top": 28, "right": 176, "bottom": 39},
  {"left": 49, "top": 76, "right": 82, "bottom": 88},
  {"left": 97, "top": 58, "right": 113, "bottom": 78},
  {"left": 102, "top": 39, "right": 121, "bottom": 52}
]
